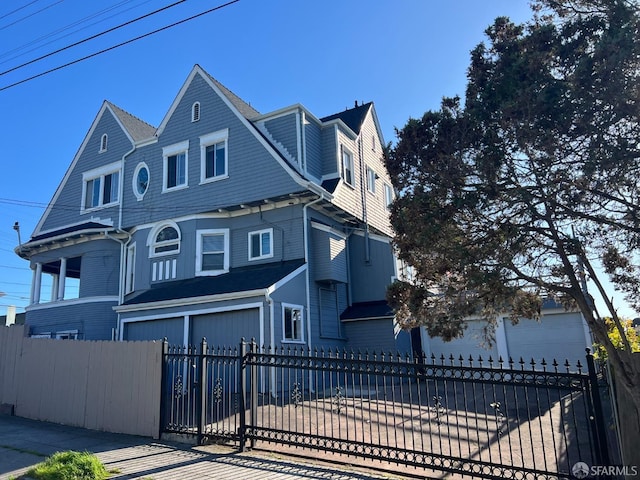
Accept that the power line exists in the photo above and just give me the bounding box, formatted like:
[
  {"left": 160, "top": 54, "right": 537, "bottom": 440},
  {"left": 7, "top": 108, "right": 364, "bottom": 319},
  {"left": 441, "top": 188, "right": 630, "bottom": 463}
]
[
  {"left": 0, "top": 0, "right": 42, "bottom": 22},
  {"left": 0, "top": 0, "right": 153, "bottom": 65},
  {"left": 0, "top": 0, "right": 188, "bottom": 77},
  {"left": 0, "top": 0, "right": 64, "bottom": 31},
  {"left": 0, "top": 0, "right": 240, "bottom": 92}
]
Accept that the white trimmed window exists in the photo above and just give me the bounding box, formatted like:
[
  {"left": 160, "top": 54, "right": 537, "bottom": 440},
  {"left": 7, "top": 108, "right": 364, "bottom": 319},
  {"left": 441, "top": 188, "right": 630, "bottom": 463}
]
[
  {"left": 82, "top": 161, "right": 120, "bottom": 211},
  {"left": 366, "top": 166, "right": 376, "bottom": 194},
  {"left": 341, "top": 147, "right": 354, "bottom": 186},
  {"left": 384, "top": 183, "right": 393, "bottom": 208},
  {"left": 248, "top": 228, "right": 273, "bottom": 261},
  {"left": 192, "top": 102, "right": 200, "bottom": 122},
  {"left": 196, "top": 229, "right": 229, "bottom": 276},
  {"left": 148, "top": 223, "right": 181, "bottom": 257},
  {"left": 100, "top": 134, "right": 108, "bottom": 152},
  {"left": 200, "top": 129, "right": 228, "bottom": 183},
  {"left": 162, "top": 140, "right": 189, "bottom": 192},
  {"left": 56, "top": 330, "right": 78, "bottom": 340},
  {"left": 282, "top": 304, "right": 304, "bottom": 342}
]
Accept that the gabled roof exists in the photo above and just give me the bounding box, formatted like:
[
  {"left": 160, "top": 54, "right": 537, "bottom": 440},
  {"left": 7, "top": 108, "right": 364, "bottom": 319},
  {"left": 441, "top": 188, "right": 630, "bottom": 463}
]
[
  {"left": 123, "top": 259, "right": 305, "bottom": 306},
  {"left": 106, "top": 101, "right": 156, "bottom": 142},
  {"left": 200, "top": 68, "right": 261, "bottom": 120},
  {"left": 320, "top": 102, "right": 372, "bottom": 135}
]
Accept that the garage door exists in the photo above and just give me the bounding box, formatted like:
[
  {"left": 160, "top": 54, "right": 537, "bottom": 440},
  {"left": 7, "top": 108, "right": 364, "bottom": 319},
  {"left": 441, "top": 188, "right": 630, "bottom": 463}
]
[
  {"left": 190, "top": 308, "right": 261, "bottom": 348},
  {"left": 424, "top": 320, "right": 498, "bottom": 363},
  {"left": 504, "top": 312, "right": 588, "bottom": 367},
  {"left": 124, "top": 317, "right": 184, "bottom": 344}
]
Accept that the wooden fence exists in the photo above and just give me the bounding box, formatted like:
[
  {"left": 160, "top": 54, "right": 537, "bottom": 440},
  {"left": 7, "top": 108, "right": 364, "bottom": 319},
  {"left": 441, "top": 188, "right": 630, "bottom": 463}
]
[{"left": 0, "top": 324, "right": 163, "bottom": 438}]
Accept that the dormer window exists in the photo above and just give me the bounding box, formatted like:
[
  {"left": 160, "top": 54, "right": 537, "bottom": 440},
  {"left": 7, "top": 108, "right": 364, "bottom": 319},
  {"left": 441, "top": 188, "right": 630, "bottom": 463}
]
[
  {"left": 192, "top": 102, "right": 201, "bottom": 122},
  {"left": 100, "top": 134, "right": 108, "bottom": 152},
  {"left": 341, "top": 147, "right": 354, "bottom": 186}
]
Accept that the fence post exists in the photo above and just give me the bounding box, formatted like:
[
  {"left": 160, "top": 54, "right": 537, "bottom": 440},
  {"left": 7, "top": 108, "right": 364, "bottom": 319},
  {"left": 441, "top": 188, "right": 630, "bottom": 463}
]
[
  {"left": 585, "top": 348, "right": 611, "bottom": 467},
  {"left": 249, "top": 339, "right": 258, "bottom": 449},
  {"left": 158, "top": 338, "right": 168, "bottom": 440},
  {"left": 239, "top": 338, "right": 247, "bottom": 451},
  {"left": 197, "top": 337, "right": 207, "bottom": 445}
]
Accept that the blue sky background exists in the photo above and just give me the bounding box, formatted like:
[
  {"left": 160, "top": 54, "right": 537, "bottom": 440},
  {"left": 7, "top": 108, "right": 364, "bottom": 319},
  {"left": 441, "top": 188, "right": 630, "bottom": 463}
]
[{"left": 0, "top": 0, "right": 634, "bottom": 320}]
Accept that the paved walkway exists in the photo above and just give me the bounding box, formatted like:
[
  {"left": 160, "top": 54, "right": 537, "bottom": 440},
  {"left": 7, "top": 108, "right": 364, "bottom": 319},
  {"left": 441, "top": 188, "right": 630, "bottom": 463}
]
[{"left": 0, "top": 415, "right": 411, "bottom": 480}]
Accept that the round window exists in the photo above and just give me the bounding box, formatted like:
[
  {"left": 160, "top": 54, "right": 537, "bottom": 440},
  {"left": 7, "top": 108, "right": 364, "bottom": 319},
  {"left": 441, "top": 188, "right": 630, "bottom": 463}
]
[{"left": 133, "top": 163, "right": 149, "bottom": 198}]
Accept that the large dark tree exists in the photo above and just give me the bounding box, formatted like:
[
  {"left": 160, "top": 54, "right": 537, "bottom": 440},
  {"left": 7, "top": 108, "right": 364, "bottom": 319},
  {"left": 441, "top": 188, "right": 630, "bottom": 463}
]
[{"left": 386, "top": 0, "right": 640, "bottom": 414}]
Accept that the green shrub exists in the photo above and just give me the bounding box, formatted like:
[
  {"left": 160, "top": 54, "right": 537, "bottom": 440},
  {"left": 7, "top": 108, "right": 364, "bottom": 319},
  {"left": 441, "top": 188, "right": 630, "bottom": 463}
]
[{"left": 26, "top": 451, "right": 109, "bottom": 480}]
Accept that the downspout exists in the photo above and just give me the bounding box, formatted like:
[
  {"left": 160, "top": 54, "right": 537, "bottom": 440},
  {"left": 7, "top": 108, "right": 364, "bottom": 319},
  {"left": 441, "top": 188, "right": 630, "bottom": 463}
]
[
  {"left": 358, "top": 136, "right": 370, "bottom": 263},
  {"left": 113, "top": 144, "right": 136, "bottom": 340}
]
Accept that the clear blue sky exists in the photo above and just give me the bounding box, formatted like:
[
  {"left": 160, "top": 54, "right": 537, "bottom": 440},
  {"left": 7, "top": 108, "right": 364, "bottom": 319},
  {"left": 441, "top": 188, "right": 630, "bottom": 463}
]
[{"left": 0, "top": 0, "right": 633, "bottom": 319}]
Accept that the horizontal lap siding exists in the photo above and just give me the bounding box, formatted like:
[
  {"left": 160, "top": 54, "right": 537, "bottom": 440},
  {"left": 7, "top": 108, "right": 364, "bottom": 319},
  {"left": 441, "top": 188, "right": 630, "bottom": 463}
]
[
  {"left": 263, "top": 113, "right": 299, "bottom": 162},
  {"left": 26, "top": 300, "right": 118, "bottom": 340},
  {"left": 342, "top": 318, "right": 406, "bottom": 353},
  {"left": 348, "top": 234, "right": 395, "bottom": 303},
  {"left": 121, "top": 73, "right": 302, "bottom": 227},
  {"left": 40, "top": 109, "right": 131, "bottom": 231},
  {"left": 304, "top": 120, "right": 322, "bottom": 179}
]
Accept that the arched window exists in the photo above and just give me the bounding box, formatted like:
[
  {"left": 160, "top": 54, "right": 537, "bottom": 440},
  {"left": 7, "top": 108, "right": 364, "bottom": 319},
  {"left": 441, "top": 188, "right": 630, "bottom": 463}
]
[
  {"left": 148, "top": 222, "right": 181, "bottom": 257},
  {"left": 192, "top": 102, "right": 200, "bottom": 122},
  {"left": 100, "top": 134, "right": 108, "bottom": 152}
]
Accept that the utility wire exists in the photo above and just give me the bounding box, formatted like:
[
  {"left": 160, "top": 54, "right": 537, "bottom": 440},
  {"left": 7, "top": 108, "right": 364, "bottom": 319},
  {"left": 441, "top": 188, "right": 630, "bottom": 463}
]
[
  {"left": 0, "top": 0, "right": 240, "bottom": 92},
  {"left": 0, "top": 0, "right": 152, "bottom": 65},
  {"left": 0, "top": 0, "right": 64, "bottom": 31},
  {"left": 0, "top": 0, "right": 188, "bottom": 77},
  {"left": 0, "top": 0, "right": 41, "bottom": 21}
]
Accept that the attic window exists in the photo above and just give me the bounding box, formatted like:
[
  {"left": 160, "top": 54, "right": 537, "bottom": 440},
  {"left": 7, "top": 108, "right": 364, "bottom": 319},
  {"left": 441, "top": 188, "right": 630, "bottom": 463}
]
[
  {"left": 192, "top": 102, "right": 200, "bottom": 122},
  {"left": 100, "top": 134, "right": 108, "bottom": 152}
]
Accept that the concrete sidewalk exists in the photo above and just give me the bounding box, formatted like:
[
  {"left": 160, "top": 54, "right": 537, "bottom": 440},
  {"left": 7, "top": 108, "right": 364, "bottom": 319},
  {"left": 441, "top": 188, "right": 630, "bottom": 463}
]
[{"left": 0, "top": 415, "right": 407, "bottom": 480}]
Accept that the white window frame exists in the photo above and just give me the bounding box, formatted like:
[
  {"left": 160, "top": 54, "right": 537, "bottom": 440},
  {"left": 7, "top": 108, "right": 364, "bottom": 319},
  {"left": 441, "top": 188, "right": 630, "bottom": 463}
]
[
  {"left": 199, "top": 129, "right": 229, "bottom": 184},
  {"left": 125, "top": 242, "right": 136, "bottom": 294},
  {"left": 248, "top": 228, "right": 273, "bottom": 261},
  {"left": 366, "top": 166, "right": 376, "bottom": 194},
  {"left": 282, "top": 303, "right": 304, "bottom": 343},
  {"left": 162, "top": 140, "right": 189, "bottom": 192},
  {"left": 56, "top": 330, "right": 78, "bottom": 340},
  {"left": 196, "top": 229, "right": 229, "bottom": 276},
  {"left": 192, "top": 101, "right": 200, "bottom": 122},
  {"left": 100, "top": 134, "right": 108, "bottom": 152},
  {"left": 81, "top": 161, "right": 121, "bottom": 212},
  {"left": 341, "top": 147, "right": 354, "bottom": 186},
  {"left": 384, "top": 183, "right": 393, "bottom": 208},
  {"left": 31, "top": 333, "right": 51, "bottom": 338},
  {"left": 132, "top": 162, "right": 150, "bottom": 201},
  {"left": 147, "top": 222, "right": 181, "bottom": 258}
]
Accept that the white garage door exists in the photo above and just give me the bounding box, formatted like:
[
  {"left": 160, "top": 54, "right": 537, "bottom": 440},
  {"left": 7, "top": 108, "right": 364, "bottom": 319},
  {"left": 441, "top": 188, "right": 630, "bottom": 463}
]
[{"left": 424, "top": 320, "right": 498, "bottom": 364}]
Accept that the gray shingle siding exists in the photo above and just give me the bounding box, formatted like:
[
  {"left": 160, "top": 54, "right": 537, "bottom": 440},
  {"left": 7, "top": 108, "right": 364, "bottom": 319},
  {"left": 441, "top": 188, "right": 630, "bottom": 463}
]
[
  {"left": 40, "top": 109, "right": 132, "bottom": 232},
  {"left": 263, "top": 113, "right": 299, "bottom": 164}
]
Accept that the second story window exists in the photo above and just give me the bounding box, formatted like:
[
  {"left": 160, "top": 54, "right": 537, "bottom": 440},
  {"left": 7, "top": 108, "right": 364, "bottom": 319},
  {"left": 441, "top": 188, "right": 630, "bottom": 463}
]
[
  {"left": 341, "top": 148, "right": 353, "bottom": 186},
  {"left": 162, "top": 140, "right": 189, "bottom": 192},
  {"left": 196, "top": 229, "right": 229, "bottom": 276},
  {"left": 150, "top": 225, "right": 180, "bottom": 256},
  {"left": 200, "top": 129, "right": 228, "bottom": 183},
  {"left": 366, "top": 166, "right": 376, "bottom": 194},
  {"left": 384, "top": 183, "right": 393, "bottom": 209},
  {"left": 82, "top": 162, "right": 120, "bottom": 211},
  {"left": 248, "top": 228, "right": 273, "bottom": 261}
]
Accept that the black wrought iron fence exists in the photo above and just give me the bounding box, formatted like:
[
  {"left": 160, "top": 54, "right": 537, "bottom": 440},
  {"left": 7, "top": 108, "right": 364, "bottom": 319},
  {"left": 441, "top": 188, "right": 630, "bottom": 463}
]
[{"left": 160, "top": 339, "right": 612, "bottom": 480}]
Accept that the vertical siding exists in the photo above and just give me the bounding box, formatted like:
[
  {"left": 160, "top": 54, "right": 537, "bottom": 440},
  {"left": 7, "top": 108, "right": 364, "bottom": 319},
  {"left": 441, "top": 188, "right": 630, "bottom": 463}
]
[
  {"left": 124, "top": 317, "right": 184, "bottom": 344},
  {"left": 190, "top": 309, "right": 260, "bottom": 347},
  {"left": 318, "top": 286, "right": 341, "bottom": 339}
]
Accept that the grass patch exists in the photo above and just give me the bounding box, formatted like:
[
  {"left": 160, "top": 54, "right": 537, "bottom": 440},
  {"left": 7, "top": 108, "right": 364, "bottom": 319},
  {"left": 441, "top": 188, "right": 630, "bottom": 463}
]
[{"left": 24, "top": 451, "right": 109, "bottom": 480}]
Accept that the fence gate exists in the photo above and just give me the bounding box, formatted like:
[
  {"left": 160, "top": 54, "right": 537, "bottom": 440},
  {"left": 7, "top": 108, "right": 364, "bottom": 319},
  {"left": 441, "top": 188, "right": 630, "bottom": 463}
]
[{"left": 160, "top": 339, "right": 612, "bottom": 479}]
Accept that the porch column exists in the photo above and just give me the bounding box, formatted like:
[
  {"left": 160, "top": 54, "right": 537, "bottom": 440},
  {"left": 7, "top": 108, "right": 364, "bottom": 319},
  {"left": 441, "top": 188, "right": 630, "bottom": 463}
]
[
  {"left": 57, "top": 257, "right": 67, "bottom": 300},
  {"left": 51, "top": 274, "right": 59, "bottom": 302},
  {"left": 31, "top": 262, "right": 42, "bottom": 304}
]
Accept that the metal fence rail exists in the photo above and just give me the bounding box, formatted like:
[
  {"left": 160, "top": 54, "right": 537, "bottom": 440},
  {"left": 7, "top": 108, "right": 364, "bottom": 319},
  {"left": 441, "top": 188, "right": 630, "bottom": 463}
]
[{"left": 160, "top": 339, "right": 611, "bottom": 479}]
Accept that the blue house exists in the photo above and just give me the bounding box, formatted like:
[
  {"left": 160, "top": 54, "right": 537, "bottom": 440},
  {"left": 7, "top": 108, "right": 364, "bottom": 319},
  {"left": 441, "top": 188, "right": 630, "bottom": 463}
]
[{"left": 16, "top": 65, "right": 408, "bottom": 352}]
